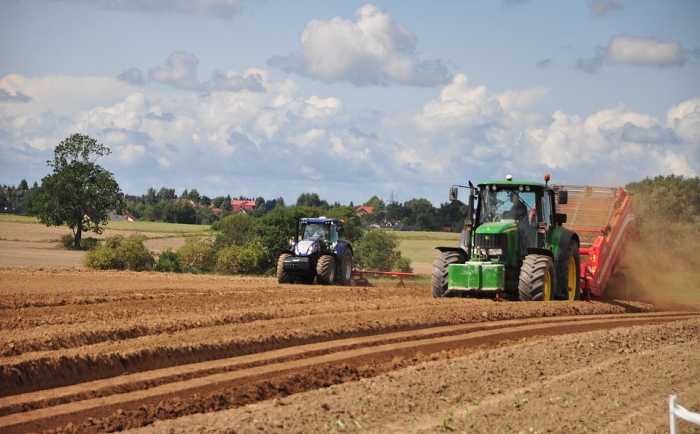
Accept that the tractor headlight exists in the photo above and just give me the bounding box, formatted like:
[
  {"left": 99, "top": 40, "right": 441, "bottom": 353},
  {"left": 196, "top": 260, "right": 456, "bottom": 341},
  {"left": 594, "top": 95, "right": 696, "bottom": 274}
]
[{"left": 481, "top": 248, "right": 502, "bottom": 257}]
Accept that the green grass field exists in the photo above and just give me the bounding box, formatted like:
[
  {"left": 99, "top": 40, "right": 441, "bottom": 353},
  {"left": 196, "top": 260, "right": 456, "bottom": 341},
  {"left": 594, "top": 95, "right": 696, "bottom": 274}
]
[
  {"left": 0, "top": 214, "right": 212, "bottom": 234},
  {"left": 395, "top": 231, "right": 460, "bottom": 265}
]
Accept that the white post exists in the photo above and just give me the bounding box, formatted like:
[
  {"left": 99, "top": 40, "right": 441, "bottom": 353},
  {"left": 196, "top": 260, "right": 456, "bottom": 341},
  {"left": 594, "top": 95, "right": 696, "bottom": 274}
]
[{"left": 670, "top": 395, "right": 678, "bottom": 434}]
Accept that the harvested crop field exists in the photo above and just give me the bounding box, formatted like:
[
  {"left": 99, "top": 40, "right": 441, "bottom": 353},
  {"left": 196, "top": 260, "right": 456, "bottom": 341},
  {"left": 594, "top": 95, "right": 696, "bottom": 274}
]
[
  {"left": 2, "top": 268, "right": 700, "bottom": 434},
  {"left": 1, "top": 219, "right": 700, "bottom": 433}
]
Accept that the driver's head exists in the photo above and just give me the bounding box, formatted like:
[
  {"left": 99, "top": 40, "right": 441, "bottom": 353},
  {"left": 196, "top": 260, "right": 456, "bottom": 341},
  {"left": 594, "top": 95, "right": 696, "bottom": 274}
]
[{"left": 514, "top": 202, "right": 527, "bottom": 219}]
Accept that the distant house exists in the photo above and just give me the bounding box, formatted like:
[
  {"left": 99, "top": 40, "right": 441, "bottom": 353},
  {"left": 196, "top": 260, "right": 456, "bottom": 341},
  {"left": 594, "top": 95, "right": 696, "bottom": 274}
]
[
  {"left": 108, "top": 211, "right": 138, "bottom": 221},
  {"left": 169, "top": 198, "right": 198, "bottom": 207},
  {"left": 231, "top": 200, "right": 256, "bottom": 213},
  {"left": 355, "top": 206, "right": 373, "bottom": 217}
]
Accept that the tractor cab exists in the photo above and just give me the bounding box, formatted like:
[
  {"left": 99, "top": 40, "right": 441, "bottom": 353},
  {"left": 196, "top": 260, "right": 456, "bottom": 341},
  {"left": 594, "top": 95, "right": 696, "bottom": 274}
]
[{"left": 299, "top": 218, "right": 341, "bottom": 247}]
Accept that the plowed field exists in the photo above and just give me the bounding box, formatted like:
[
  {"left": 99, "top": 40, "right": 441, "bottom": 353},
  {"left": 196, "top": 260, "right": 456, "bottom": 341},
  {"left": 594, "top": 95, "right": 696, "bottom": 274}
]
[{"left": 1, "top": 268, "right": 699, "bottom": 434}]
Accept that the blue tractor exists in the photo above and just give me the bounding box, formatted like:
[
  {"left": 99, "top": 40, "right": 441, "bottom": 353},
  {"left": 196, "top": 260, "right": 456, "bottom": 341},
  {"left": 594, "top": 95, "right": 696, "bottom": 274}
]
[{"left": 277, "top": 217, "right": 354, "bottom": 285}]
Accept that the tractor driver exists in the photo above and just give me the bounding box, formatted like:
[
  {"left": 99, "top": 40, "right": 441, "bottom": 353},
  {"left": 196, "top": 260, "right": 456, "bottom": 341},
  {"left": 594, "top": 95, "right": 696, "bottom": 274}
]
[
  {"left": 495, "top": 191, "right": 528, "bottom": 221},
  {"left": 305, "top": 224, "right": 328, "bottom": 240}
]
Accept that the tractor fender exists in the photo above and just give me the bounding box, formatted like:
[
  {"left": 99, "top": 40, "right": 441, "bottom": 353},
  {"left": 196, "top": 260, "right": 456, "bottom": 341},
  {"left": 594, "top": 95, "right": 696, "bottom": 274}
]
[
  {"left": 525, "top": 247, "right": 554, "bottom": 259},
  {"left": 555, "top": 229, "right": 579, "bottom": 263},
  {"left": 549, "top": 228, "right": 580, "bottom": 297},
  {"left": 435, "top": 246, "right": 470, "bottom": 261},
  {"left": 334, "top": 240, "right": 353, "bottom": 258}
]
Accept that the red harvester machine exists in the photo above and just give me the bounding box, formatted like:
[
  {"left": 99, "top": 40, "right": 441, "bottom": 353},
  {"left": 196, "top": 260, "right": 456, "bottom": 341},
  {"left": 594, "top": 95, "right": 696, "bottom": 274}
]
[{"left": 554, "top": 185, "right": 639, "bottom": 300}]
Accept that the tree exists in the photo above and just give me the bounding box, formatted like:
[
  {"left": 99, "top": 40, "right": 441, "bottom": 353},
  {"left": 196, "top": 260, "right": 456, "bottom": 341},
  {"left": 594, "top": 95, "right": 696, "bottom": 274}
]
[
  {"left": 157, "top": 187, "right": 175, "bottom": 202},
  {"left": 27, "top": 134, "right": 124, "bottom": 248},
  {"left": 364, "top": 195, "right": 385, "bottom": 210},
  {"left": 144, "top": 188, "right": 158, "bottom": 205},
  {"left": 296, "top": 192, "right": 323, "bottom": 208},
  {"left": 18, "top": 179, "right": 28, "bottom": 191},
  {"left": 354, "top": 229, "right": 411, "bottom": 272}
]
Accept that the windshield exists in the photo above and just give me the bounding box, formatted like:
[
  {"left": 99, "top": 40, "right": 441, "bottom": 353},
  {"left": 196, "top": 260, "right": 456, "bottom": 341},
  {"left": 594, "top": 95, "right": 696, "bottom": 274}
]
[
  {"left": 478, "top": 188, "right": 536, "bottom": 224},
  {"left": 302, "top": 223, "right": 329, "bottom": 240}
]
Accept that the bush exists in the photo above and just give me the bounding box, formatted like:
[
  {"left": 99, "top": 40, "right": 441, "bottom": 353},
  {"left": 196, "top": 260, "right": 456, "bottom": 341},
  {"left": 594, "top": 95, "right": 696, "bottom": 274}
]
[
  {"left": 84, "top": 246, "right": 118, "bottom": 270},
  {"left": 177, "top": 237, "right": 215, "bottom": 272},
  {"left": 156, "top": 248, "right": 181, "bottom": 272},
  {"left": 212, "top": 213, "right": 257, "bottom": 250},
  {"left": 216, "top": 244, "right": 265, "bottom": 274},
  {"left": 81, "top": 237, "right": 100, "bottom": 251},
  {"left": 116, "top": 235, "right": 155, "bottom": 271},
  {"left": 60, "top": 234, "right": 74, "bottom": 249},
  {"left": 354, "top": 229, "right": 410, "bottom": 272},
  {"left": 83, "top": 234, "right": 155, "bottom": 271},
  {"left": 394, "top": 255, "right": 413, "bottom": 273}
]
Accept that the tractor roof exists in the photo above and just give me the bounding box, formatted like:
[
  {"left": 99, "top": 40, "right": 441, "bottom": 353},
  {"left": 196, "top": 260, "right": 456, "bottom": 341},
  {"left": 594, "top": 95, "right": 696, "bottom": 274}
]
[
  {"left": 300, "top": 217, "right": 342, "bottom": 224},
  {"left": 478, "top": 179, "right": 552, "bottom": 190}
]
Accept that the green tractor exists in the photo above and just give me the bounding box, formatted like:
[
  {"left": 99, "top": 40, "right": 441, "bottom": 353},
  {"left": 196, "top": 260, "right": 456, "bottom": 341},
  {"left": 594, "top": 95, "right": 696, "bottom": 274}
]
[{"left": 432, "top": 175, "right": 581, "bottom": 301}]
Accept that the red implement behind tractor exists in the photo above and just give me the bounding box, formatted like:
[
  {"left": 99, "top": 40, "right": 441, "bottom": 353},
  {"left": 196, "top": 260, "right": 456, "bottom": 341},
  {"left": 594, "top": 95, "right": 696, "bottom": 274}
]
[{"left": 555, "top": 185, "right": 639, "bottom": 300}]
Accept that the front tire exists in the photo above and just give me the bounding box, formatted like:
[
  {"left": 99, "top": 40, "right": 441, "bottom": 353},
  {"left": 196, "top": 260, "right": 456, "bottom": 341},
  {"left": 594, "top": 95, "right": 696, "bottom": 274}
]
[
  {"left": 337, "top": 248, "right": 353, "bottom": 286},
  {"left": 277, "top": 253, "right": 294, "bottom": 284},
  {"left": 519, "top": 254, "right": 555, "bottom": 301},
  {"left": 560, "top": 240, "right": 581, "bottom": 300},
  {"left": 431, "top": 251, "right": 464, "bottom": 298},
  {"left": 316, "top": 255, "right": 336, "bottom": 285}
]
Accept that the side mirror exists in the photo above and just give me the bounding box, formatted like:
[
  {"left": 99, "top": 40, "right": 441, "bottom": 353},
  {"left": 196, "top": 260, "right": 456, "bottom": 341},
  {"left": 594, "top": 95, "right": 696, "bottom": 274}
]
[
  {"left": 555, "top": 213, "right": 567, "bottom": 226},
  {"left": 449, "top": 186, "right": 459, "bottom": 201},
  {"left": 558, "top": 189, "right": 568, "bottom": 205}
]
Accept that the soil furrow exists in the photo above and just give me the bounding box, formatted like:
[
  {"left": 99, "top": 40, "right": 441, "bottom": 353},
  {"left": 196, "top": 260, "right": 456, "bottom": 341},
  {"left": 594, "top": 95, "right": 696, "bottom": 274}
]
[{"left": 0, "top": 314, "right": 697, "bottom": 434}]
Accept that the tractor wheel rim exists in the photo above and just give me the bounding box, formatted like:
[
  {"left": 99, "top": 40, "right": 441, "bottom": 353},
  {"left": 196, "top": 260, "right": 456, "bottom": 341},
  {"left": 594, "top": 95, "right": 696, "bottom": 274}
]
[
  {"left": 544, "top": 270, "right": 552, "bottom": 301},
  {"left": 568, "top": 257, "right": 577, "bottom": 301}
]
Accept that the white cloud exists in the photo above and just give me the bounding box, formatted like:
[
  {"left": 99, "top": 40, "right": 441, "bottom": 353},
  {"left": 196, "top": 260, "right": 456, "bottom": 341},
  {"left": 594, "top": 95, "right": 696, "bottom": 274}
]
[
  {"left": 0, "top": 88, "right": 32, "bottom": 103},
  {"left": 149, "top": 52, "right": 205, "bottom": 91},
  {"left": 578, "top": 34, "right": 686, "bottom": 73},
  {"left": 268, "top": 4, "right": 451, "bottom": 87},
  {"left": 2, "top": 66, "right": 698, "bottom": 205},
  {"left": 117, "top": 68, "right": 145, "bottom": 85},
  {"left": 50, "top": 0, "right": 249, "bottom": 18},
  {"left": 589, "top": 0, "right": 623, "bottom": 17},
  {"left": 606, "top": 34, "right": 685, "bottom": 66},
  {"left": 211, "top": 69, "right": 265, "bottom": 92}
]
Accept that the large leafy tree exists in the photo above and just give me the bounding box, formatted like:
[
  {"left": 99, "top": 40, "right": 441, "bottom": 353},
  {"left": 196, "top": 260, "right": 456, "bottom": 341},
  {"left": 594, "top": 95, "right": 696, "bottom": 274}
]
[{"left": 28, "top": 134, "right": 124, "bottom": 248}]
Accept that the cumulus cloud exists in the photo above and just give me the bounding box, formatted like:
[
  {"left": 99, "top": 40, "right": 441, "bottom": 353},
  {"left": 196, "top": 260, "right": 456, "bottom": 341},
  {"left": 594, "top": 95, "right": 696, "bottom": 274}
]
[
  {"left": 621, "top": 123, "right": 677, "bottom": 144},
  {"left": 0, "top": 88, "right": 32, "bottom": 103},
  {"left": 578, "top": 34, "right": 686, "bottom": 73},
  {"left": 2, "top": 68, "right": 698, "bottom": 205},
  {"left": 48, "top": 0, "right": 249, "bottom": 18},
  {"left": 589, "top": 0, "right": 623, "bottom": 17},
  {"left": 536, "top": 59, "right": 553, "bottom": 70},
  {"left": 268, "top": 4, "right": 451, "bottom": 87},
  {"left": 117, "top": 68, "right": 145, "bottom": 85},
  {"left": 606, "top": 35, "right": 685, "bottom": 66},
  {"left": 149, "top": 51, "right": 205, "bottom": 91},
  {"left": 211, "top": 69, "right": 265, "bottom": 92}
]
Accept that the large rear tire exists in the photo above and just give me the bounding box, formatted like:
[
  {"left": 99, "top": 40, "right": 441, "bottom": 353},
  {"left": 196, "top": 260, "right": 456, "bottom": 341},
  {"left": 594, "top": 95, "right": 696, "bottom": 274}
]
[
  {"left": 431, "top": 251, "right": 464, "bottom": 298},
  {"left": 560, "top": 240, "right": 581, "bottom": 300},
  {"left": 316, "top": 255, "right": 336, "bottom": 285},
  {"left": 337, "top": 248, "right": 353, "bottom": 286},
  {"left": 519, "top": 254, "right": 556, "bottom": 301},
  {"left": 277, "top": 253, "right": 294, "bottom": 284}
]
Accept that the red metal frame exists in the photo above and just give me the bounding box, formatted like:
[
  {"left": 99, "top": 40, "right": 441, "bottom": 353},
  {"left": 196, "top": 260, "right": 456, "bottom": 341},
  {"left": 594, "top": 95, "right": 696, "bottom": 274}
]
[
  {"left": 574, "top": 187, "right": 637, "bottom": 298},
  {"left": 351, "top": 269, "right": 415, "bottom": 287}
]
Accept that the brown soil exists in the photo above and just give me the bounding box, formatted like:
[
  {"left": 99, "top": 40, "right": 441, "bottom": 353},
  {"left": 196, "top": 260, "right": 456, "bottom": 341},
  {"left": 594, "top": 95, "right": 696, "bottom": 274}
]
[
  {"left": 1, "top": 268, "right": 699, "bottom": 434},
  {"left": 1, "top": 223, "right": 699, "bottom": 434}
]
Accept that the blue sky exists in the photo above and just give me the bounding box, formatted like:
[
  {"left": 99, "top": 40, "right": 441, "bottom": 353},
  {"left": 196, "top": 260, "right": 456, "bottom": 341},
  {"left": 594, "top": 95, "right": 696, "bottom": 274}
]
[{"left": 1, "top": 0, "right": 699, "bottom": 207}]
